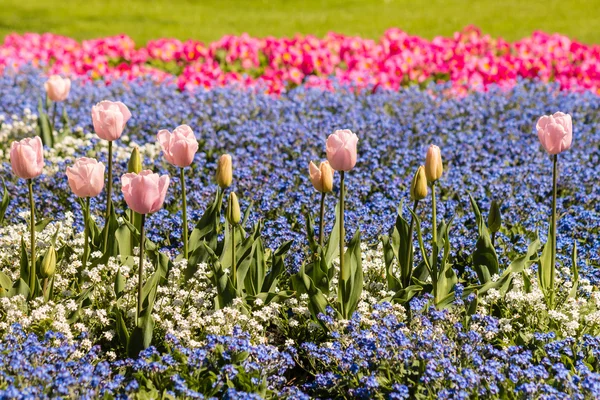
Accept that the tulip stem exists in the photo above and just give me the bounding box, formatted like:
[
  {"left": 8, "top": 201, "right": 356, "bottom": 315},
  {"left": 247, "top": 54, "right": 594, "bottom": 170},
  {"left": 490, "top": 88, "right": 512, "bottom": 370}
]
[
  {"left": 27, "top": 179, "right": 36, "bottom": 298},
  {"left": 550, "top": 154, "right": 558, "bottom": 307},
  {"left": 136, "top": 214, "right": 146, "bottom": 325},
  {"left": 491, "top": 231, "right": 496, "bottom": 248},
  {"left": 80, "top": 196, "right": 90, "bottom": 286},
  {"left": 339, "top": 171, "right": 345, "bottom": 288},
  {"left": 180, "top": 168, "right": 188, "bottom": 259},
  {"left": 431, "top": 180, "right": 438, "bottom": 303},
  {"left": 103, "top": 141, "right": 113, "bottom": 253},
  {"left": 405, "top": 200, "right": 419, "bottom": 288},
  {"left": 231, "top": 224, "right": 236, "bottom": 288},
  {"left": 319, "top": 192, "right": 326, "bottom": 248},
  {"left": 51, "top": 102, "right": 58, "bottom": 136},
  {"left": 42, "top": 278, "right": 48, "bottom": 301}
]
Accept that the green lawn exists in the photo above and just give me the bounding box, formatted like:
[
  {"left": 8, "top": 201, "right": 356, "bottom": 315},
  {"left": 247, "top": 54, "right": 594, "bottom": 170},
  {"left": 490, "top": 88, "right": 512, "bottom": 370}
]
[{"left": 1, "top": 0, "right": 599, "bottom": 44}]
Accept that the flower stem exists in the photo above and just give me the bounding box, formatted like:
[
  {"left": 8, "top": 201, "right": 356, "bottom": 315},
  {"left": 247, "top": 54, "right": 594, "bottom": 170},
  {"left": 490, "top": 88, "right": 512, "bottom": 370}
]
[
  {"left": 80, "top": 196, "right": 90, "bottom": 286},
  {"left": 136, "top": 214, "right": 146, "bottom": 325},
  {"left": 28, "top": 179, "right": 36, "bottom": 298},
  {"left": 550, "top": 154, "right": 558, "bottom": 306},
  {"left": 405, "top": 200, "right": 419, "bottom": 288},
  {"left": 103, "top": 141, "right": 113, "bottom": 253},
  {"left": 42, "top": 278, "right": 48, "bottom": 301},
  {"left": 339, "top": 171, "right": 346, "bottom": 282},
  {"left": 231, "top": 223, "right": 236, "bottom": 288},
  {"left": 180, "top": 167, "right": 188, "bottom": 259},
  {"left": 431, "top": 180, "right": 438, "bottom": 302},
  {"left": 51, "top": 102, "right": 57, "bottom": 136},
  {"left": 319, "top": 191, "right": 326, "bottom": 248}
]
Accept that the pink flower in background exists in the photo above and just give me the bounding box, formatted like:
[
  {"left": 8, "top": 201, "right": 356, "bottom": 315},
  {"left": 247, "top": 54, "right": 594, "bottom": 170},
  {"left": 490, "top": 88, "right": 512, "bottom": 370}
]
[
  {"left": 157, "top": 125, "right": 198, "bottom": 167},
  {"left": 121, "top": 170, "right": 170, "bottom": 214},
  {"left": 44, "top": 75, "right": 71, "bottom": 101},
  {"left": 536, "top": 112, "right": 573, "bottom": 155},
  {"left": 91, "top": 100, "right": 131, "bottom": 141},
  {"left": 3, "top": 28, "right": 600, "bottom": 95},
  {"left": 10, "top": 137, "right": 44, "bottom": 179},
  {"left": 66, "top": 157, "right": 105, "bottom": 198}
]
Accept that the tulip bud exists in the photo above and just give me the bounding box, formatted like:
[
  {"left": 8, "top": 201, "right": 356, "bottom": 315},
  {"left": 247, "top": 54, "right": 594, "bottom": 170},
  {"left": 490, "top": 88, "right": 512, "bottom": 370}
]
[
  {"left": 40, "top": 245, "right": 57, "bottom": 278},
  {"left": 309, "top": 161, "right": 334, "bottom": 193},
  {"left": 487, "top": 200, "right": 501, "bottom": 233},
  {"left": 216, "top": 154, "right": 233, "bottom": 189},
  {"left": 320, "top": 162, "right": 334, "bottom": 193},
  {"left": 227, "top": 192, "right": 241, "bottom": 225},
  {"left": 128, "top": 147, "right": 142, "bottom": 173},
  {"left": 424, "top": 144, "right": 443, "bottom": 183},
  {"left": 410, "top": 166, "right": 428, "bottom": 201}
]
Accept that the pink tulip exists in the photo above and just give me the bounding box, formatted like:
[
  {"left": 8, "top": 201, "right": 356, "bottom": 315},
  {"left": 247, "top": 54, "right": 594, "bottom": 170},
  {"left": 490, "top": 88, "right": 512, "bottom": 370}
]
[
  {"left": 44, "top": 75, "right": 71, "bottom": 102},
  {"left": 91, "top": 100, "right": 132, "bottom": 141},
  {"left": 156, "top": 125, "right": 198, "bottom": 167},
  {"left": 536, "top": 112, "right": 573, "bottom": 155},
  {"left": 10, "top": 137, "right": 44, "bottom": 179},
  {"left": 66, "top": 157, "right": 105, "bottom": 198},
  {"left": 326, "top": 129, "right": 358, "bottom": 171},
  {"left": 121, "top": 170, "right": 170, "bottom": 214}
]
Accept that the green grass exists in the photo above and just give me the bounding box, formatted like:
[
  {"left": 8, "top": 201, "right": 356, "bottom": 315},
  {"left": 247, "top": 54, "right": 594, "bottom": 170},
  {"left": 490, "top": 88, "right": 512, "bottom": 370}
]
[{"left": 1, "top": 0, "right": 599, "bottom": 44}]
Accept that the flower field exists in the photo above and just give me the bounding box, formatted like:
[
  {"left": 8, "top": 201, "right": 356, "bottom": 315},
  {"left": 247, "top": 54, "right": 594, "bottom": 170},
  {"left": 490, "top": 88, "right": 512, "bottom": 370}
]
[
  {"left": 1, "top": 28, "right": 600, "bottom": 399},
  {"left": 3, "top": 27, "right": 600, "bottom": 94}
]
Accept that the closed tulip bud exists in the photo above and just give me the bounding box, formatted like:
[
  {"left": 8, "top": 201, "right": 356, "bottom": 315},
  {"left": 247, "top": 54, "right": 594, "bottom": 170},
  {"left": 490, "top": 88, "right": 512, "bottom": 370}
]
[
  {"left": 425, "top": 144, "right": 443, "bottom": 183},
  {"left": 320, "top": 161, "right": 334, "bottom": 193},
  {"left": 309, "top": 161, "right": 334, "bottom": 193},
  {"left": 128, "top": 147, "right": 143, "bottom": 173},
  {"left": 410, "top": 166, "right": 428, "bottom": 201},
  {"left": 216, "top": 154, "right": 233, "bottom": 189},
  {"left": 227, "top": 192, "right": 241, "bottom": 225},
  {"left": 40, "top": 245, "right": 57, "bottom": 278},
  {"left": 488, "top": 200, "right": 502, "bottom": 233}
]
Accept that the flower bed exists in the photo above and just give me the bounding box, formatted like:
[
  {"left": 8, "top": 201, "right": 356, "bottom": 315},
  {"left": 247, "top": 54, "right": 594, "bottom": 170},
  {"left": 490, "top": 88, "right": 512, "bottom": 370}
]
[
  {"left": 3, "top": 27, "right": 600, "bottom": 94},
  {"left": 0, "top": 65, "right": 600, "bottom": 398}
]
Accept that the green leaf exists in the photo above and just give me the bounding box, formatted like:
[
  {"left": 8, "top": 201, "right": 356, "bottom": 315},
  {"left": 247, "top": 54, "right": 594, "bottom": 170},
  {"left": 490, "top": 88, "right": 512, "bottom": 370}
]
[
  {"left": 34, "top": 218, "right": 53, "bottom": 233},
  {"left": 186, "top": 189, "right": 222, "bottom": 279},
  {"left": 203, "top": 242, "right": 236, "bottom": 309},
  {"left": 569, "top": 241, "right": 579, "bottom": 299},
  {"left": 0, "top": 271, "right": 12, "bottom": 290},
  {"left": 261, "top": 240, "right": 292, "bottom": 293},
  {"left": 338, "top": 230, "right": 363, "bottom": 319},
  {"left": 324, "top": 201, "right": 341, "bottom": 267},
  {"left": 0, "top": 178, "right": 9, "bottom": 224},
  {"left": 19, "top": 236, "right": 29, "bottom": 284},
  {"left": 291, "top": 263, "right": 332, "bottom": 327},
  {"left": 305, "top": 210, "right": 318, "bottom": 254},
  {"left": 114, "top": 308, "right": 130, "bottom": 348},
  {"left": 9, "top": 279, "right": 29, "bottom": 298},
  {"left": 538, "top": 224, "right": 554, "bottom": 297},
  {"left": 436, "top": 220, "right": 457, "bottom": 305},
  {"left": 114, "top": 268, "right": 126, "bottom": 299},
  {"left": 468, "top": 194, "right": 499, "bottom": 284},
  {"left": 37, "top": 99, "right": 53, "bottom": 147},
  {"left": 408, "top": 208, "right": 431, "bottom": 275},
  {"left": 127, "top": 315, "right": 155, "bottom": 358}
]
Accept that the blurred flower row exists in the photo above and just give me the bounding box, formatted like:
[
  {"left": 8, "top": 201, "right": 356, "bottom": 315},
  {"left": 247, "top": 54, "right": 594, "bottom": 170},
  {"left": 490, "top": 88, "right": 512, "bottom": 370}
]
[{"left": 3, "top": 26, "right": 600, "bottom": 94}]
